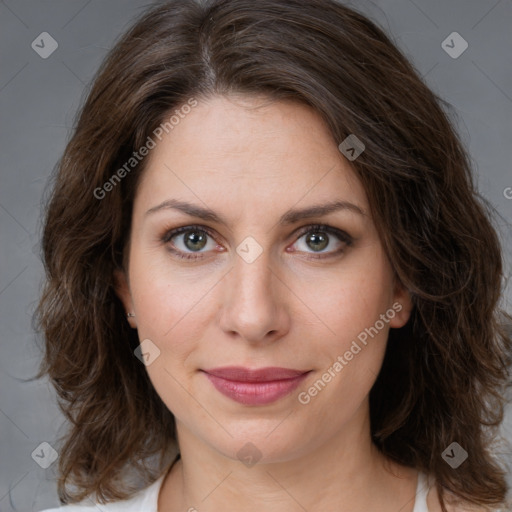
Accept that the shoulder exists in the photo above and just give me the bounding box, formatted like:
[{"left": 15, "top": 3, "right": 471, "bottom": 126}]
[
  {"left": 37, "top": 474, "right": 165, "bottom": 512},
  {"left": 426, "top": 483, "right": 509, "bottom": 512},
  {"left": 38, "top": 506, "right": 103, "bottom": 512},
  {"left": 37, "top": 503, "right": 136, "bottom": 512},
  {"left": 39, "top": 508, "right": 94, "bottom": 512},
  {"left": 37, "top": 498, "right": 146, "bottom": 512}
]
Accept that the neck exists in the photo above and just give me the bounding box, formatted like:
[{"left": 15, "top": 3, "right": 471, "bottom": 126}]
[{"left": 159, "top": 401, "right": 417, "bottom": 512}]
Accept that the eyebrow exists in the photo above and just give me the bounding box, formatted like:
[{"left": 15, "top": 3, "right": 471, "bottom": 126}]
[{"left": 145, "top": 198, "right": 366, "bottom": 225}]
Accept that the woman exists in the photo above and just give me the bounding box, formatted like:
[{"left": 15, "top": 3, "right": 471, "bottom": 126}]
[{"left": 36, "top": 0, "right": 511, "bottom": 510}]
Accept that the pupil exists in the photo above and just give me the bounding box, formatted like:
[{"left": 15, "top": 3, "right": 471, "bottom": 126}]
[
  {"left": 185, "top": 231, "right": 207, "bottom": 251},
  {"left": 308, "top": 232, "right": 328, "bottom": 251}
]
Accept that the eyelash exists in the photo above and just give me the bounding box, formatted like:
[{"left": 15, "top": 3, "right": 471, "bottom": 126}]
[{"left": 160, "top": 224, "right": 353, "bottom": 261}]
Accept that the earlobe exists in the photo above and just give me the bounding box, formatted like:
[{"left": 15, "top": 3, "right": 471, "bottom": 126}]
[
  {"left": 113, "top": 268, "right": 137, "bottom": 328},
  {"left": 389, "top": 281, "right": 413, "bottom": 329}
]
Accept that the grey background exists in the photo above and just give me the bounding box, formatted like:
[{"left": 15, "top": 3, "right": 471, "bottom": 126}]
[{"left": 1, "top": 0, "right": 511, "bottom": 510}]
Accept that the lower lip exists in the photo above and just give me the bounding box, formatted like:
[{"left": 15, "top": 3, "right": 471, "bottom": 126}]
[{"left": 203, "top": 372, "right": 310, "bottom": 405}]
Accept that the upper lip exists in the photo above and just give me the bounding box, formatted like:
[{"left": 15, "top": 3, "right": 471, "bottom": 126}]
[{"left": 202, "top": 366, "right": 309, "bottom": 382}]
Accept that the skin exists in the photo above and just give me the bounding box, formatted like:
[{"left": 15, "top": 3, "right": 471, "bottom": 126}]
[{"left": 114, "top": 94, "right": 460, "bottom": 511}]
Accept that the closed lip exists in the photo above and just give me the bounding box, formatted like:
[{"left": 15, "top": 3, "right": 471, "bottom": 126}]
[{"left": 201, "top": 366, "right": 309, "bottom": 382}]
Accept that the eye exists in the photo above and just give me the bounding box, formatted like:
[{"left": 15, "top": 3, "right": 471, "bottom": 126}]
[
  {"left": 160, "top": 224, "right": 353, "bottom": 261},
  {"left": 290, "top": 224, "right": 353, "bottom": 259},
  {"left": 161, "top": 225, "right": 220, "bottom": 260}
]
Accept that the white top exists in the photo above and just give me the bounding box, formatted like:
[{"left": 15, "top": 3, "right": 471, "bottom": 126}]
[
  {"left": 38, "top": 472, "right": 166, "bottom": 512},
  {"left": 414, "top": 471, "right": 431, "bottom": 512},
  {"left": 39, "top": 471, "right": 434, "bottom": 512}
]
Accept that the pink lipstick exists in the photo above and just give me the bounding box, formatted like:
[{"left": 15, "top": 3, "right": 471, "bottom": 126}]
[{"left": 202, "top": 366, "right": 310, "bottom": 405}]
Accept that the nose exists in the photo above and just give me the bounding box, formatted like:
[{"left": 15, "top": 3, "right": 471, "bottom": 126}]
[{"left": 218, "top": 246, "right": 290, "bottom": 345}]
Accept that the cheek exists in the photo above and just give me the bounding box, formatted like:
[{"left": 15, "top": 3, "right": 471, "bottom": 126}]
[
  {"left": 128, "top": 259, "right": 207, "bottom": 416},
  {"left": 298, "top": 288, "right": 391, "bottom": 425},
  {"left": 128, "top": 248, "right": 228, "bottom": 370},
  {"left": 295, "top": 249, "right": 394, "bottom": 404},
  {"left": 298, "top": 253, "right": 394, "bottom": 345},
  {"left": 127, "top": 255, "right": 193, "bottom": 357},
  {"left": 319, "top": 274, "right": 394, "bottom": 403}
]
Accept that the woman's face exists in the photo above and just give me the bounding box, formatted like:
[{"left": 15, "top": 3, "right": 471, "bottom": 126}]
[{"left": 115, "top": 94, "right": 411, "bottom": 464}]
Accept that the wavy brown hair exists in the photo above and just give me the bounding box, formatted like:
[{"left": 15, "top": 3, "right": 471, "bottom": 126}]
[{"left": 34, "top": 0, "right": 512, "bottom": 509}]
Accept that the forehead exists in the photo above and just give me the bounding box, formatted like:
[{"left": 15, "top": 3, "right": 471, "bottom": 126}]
[{"left": 134, "top": 94, "right": 368, "bottom": 217}]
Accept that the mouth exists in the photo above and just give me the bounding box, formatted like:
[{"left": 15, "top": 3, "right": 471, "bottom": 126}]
[{"left": 201, "top": 366, "right": 312, "bottom": 405}]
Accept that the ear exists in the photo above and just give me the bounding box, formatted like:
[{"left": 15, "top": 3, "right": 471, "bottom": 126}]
[
  {"left": 389, "top": 279, "right": 413, "bottom": 328},
  {"left": 113, "top": 268, "right": 137, "bottom": 329}
]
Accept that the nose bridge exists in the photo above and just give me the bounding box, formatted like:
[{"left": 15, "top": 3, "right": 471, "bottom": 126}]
[
  {"left": 231, "top": 240, "right": 275, "bottom": 307},
  {"left": 219, "top": 237, "right": 286, "bottom": 341}
]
